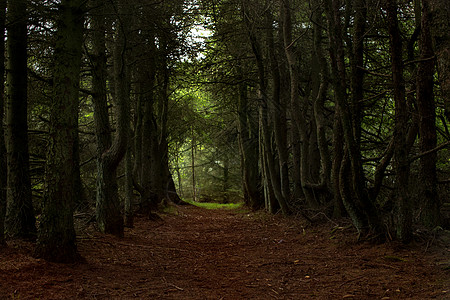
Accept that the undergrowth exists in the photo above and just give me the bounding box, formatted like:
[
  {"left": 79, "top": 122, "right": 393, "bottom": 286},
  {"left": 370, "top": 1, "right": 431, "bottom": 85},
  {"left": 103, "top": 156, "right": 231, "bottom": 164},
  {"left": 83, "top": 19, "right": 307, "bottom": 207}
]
[{"left": 182, "top": 200, "right": 244, "bottom": 210}]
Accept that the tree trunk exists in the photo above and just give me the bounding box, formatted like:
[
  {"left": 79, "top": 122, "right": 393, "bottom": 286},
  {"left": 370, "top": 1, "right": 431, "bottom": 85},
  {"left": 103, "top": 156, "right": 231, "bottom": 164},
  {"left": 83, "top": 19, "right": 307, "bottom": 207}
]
[
  {"left": 90, "top": 0, "right": 117, "bottom": 236},
  {"left": 136, "top": 27, "right": 159, "bottom": 211},
  {"left": 0, "top": 0, "right": 6, "bottom": 245},
  {"left": 428, "top": 0, "right": 450, "bottom": 120},
  {"left": 417, "top": 0, "right": 440, "bottom": 228},
  {"left": 290, "top": 121, "right": 304, "bottom": 204},
  {"left": 242, "top": 0, "right": 290, "bottom": 214},
  {"left": 260, "top": 122, "right": 279, "bottom": 214},
  {"left": 350, "top": 0, "right": 366, "bottom": 155},
  {"left": 266, "top": 9, "right": 291, "bottom": 204},
  {"left": 93, "top": 0, "right": 130, "bottom": 236},
  {"left": 133, "top": 92, "right": 143, "bottom": 185},
  {"left": 5, "top": 0, "right": 36, "bottom": 238},
  {"left": 312, "top": 1, "right": 332, "bottom": 198},
  {"left": 124, "top": 139, "right": 134, "bottom": 227},
  {"left": 238, "top": 76, "right": 262, "bottom": 210},
  {"left": 152, "top": 42, "right": 180, "bottom": 205},
  {"left": 281, "top": 0, "right": 317, "bottom": 209},
  {"left": 325, "top": 0, "right": 381, "bottom": 234},
  {"left": 332, "top": 110, "right": 346, "bottom": 217},
  {"left": 35, "top": 0, "right": 85, "bottom": 262},
  {"left": 387, "top": 0, "right": 412, "bottom": 242}
]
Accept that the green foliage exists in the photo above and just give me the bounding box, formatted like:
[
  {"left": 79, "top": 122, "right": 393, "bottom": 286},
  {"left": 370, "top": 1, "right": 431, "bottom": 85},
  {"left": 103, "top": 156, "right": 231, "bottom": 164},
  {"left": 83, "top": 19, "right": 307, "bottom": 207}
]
[
  {"left": 168, "top": 84, "right": 243, "bottom": 203},
  {"left": 182, "top": 199, "right": 243, "bottom": 210}
]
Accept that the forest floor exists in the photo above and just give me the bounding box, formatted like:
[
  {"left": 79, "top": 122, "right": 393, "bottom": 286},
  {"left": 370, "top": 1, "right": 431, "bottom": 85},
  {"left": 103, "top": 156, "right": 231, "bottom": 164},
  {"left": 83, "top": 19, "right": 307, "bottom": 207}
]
[{"left": 0, "top": 204, "right": 449, "bottom": 299}]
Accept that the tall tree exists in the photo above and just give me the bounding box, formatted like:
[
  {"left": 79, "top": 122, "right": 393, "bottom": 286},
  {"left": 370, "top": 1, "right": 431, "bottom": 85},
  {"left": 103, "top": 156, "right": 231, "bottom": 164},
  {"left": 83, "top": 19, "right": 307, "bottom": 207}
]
[
  {"left": 89, "top": 0, "right": 114, "bottom": 233},
  {"left": 5, "top": 0, "right": 36, "bottom": 238},
  {"left": 263, "top": 8, "right": 289, "bottom": 207},
  {"left": 0, "top": 0, "right": 6, "bottom": 245},
  {"left": 138, "top": 30, "right": 159, "bottom": 212},
  {"left": 417, "top": 0, "right": 440, "bottom": 227},
  {"left": 428, "top": 0, "right": 450, "bottom": 121},
  {"left": 94, "top": 0, "right": 131, "bottom": 236},
  {"left": 35, "top": 0, "right": 85, "bottom": 262},
  {"left": 237, "top": 70, "right": 262, "bottom": 210},
  {"left": 325, "top": 0, "right": 381, "bottom": 235},
  {"left": 282, "top": 0, "right": 317, "bottom": 209},
  {"left": 387, "top": 0, "right": 412, "bottom": 242},
  {"left": 311, "top": 0, "right": 332, "bottom": 202}
]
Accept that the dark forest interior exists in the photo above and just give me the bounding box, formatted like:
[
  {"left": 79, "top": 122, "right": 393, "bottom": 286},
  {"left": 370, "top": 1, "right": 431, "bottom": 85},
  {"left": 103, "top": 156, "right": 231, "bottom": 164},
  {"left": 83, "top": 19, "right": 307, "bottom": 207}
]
[{"left": 0, "top": 0, "right": 449, "bottom": 298}]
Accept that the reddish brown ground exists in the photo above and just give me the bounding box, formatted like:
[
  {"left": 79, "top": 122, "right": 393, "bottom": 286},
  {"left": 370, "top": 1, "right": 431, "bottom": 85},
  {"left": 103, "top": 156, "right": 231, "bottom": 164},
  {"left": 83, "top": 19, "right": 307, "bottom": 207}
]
[{"left": 0, "top": 205, "right": 449, "bottom": 299}]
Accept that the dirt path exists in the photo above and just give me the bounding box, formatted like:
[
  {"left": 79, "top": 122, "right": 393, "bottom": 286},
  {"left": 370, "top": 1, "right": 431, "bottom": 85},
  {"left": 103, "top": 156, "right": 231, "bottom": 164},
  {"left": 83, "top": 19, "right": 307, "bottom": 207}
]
[{"left": 0, "top": 205, "right": 448, "bottom": 299}]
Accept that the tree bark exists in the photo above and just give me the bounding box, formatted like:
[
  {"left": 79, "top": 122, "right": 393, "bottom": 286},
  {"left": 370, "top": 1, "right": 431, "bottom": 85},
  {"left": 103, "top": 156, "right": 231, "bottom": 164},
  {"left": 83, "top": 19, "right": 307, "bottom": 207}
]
[
  {"left": 0, "top": 0, "right": 6, "bottom": 245},
  {"left": 332, "top": 110, "right": 346, "bottom": 217},
  {"left": 93, "top": 0, "right": 130, "bottom": 236},
  {"left": 418, "top": 0, "right": 440, "bottom": 228},
  {"left": 237, "top": 73, "right": 262, "bottom": 210},
  {"left": 35, "top": 0, "right": 85, "bottom": 262},
  {"left": 312, "top": 1, "right": 332, "bottom": 198},
  {"left": 5, "top": 0, "right": 36, "bottom": 238},
  {"left": 124, "top": 138, "right": 134, "bottom": 227},
  {"left": 90, "top": 0, "right": 117, "bottom": 236},
  {"left": 325, "top": 0, "right": 381, "bottom": 234},
  {"left": 428, "top": 0, "right": 450, "bottom": 120},
  {"left": 266, "top": 9, "right": 291, "bottom": 205},
  {"left": 387, "top": 0, "right": 412, "bottom": 242},
  {"left": 281, "top": 0, "right": 317, "bottom": 209},
  {"left": 139, "top": 35, "right": 159, "bottom": 211},
  {"left": 350, "top": 0, "right": 366, "bottom": 152},
  {"left": 242, "top": 0, "right": 290, "bottom": 215}
]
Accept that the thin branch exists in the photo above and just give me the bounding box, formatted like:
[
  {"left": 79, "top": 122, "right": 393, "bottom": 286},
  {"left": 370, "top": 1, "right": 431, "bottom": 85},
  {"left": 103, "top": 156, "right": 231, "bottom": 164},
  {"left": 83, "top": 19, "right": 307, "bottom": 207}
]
[{"left": 410, "top": 140, "right": 450, "bottom": 162}]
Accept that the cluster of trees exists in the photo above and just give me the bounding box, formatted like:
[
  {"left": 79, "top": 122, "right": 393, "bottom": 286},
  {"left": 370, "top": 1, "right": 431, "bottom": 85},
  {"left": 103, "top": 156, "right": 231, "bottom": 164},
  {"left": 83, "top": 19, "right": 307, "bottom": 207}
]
[
  {"left": 0, "top": 0, "right": 198, "bottom": 262},
  {"left": 198, "top": 0, "right": 450, "bottom": 241},
  {"left": 0, "top": 0, "right": 449, "bottom": 263}
]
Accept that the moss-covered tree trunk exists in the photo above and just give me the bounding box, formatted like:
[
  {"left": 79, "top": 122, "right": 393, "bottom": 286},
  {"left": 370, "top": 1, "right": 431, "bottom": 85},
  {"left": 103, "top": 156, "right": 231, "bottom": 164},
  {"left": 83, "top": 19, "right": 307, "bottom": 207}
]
[
  {"left": 5, "top": 0, "right": 36, "bottom": 239},
  {"left": 34, "top": 0, "right": 85, "bottom": 262}
]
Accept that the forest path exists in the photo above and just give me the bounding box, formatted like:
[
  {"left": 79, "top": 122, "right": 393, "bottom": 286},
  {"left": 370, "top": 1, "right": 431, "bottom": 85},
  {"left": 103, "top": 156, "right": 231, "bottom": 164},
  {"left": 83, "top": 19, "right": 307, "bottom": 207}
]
[{"left": 0, "top": 204, "right": 448, "bottom": 299}]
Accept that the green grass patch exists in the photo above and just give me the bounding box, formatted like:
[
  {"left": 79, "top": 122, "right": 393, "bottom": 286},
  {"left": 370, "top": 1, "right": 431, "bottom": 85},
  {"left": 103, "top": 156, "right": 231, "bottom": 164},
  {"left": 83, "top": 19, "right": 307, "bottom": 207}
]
[{"left": 183, "top": 200, "right": 244, "bottom": 210}]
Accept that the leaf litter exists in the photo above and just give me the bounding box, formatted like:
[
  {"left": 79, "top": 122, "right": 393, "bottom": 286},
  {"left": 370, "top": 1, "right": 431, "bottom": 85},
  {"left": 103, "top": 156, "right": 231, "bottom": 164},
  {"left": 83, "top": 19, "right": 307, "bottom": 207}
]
[{"left": 0, "top": 205, "right": 448, "bottom": 299}]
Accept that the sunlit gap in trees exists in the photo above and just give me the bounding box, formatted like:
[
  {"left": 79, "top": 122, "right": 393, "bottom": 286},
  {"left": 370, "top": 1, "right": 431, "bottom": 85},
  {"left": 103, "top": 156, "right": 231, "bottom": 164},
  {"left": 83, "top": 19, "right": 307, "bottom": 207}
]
[{"left": 183, "top": 1, "right": 212, "bottom": 62}]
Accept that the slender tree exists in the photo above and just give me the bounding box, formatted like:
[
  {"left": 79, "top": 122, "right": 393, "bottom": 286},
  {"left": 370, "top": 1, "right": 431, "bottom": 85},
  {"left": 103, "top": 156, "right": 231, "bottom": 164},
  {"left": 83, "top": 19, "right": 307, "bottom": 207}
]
[
  {"left": 94, "top": 0, "right": 131, "bottom": 236},
  {"left": 325, "top": 0, "right": 381, "bottom": 235},
  {"left": 265, "top": 8, "right": 290, "bottom": 206},
  {"left": 35, "top": 0, "right": 85, "bottom": 262},
  {"left": 417, "top": 0, "right": 440, "bottom": 227},
  {"left": 237, "top": 70, "right": 262, "bottom": 210},
  {"left": 387, "top": 0, "right": 412, "bottom": 242},
  {"left": 0, "top": 0, "right": 6, "bottom": 245},
  {"left": 5, "top": 0, "right": 36, "bottom": 238},
  {"left": 282, "top": 0, "right": 317, "bottom": 209},
  {"left": 139, "top": 32, "right": 159, "bottom": 212},
  {"left": 428, "top": 0, "right": 450, "bottom": 120},
  {"left": 242, "top": 0, "right": 290, "bottom": 215}
]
